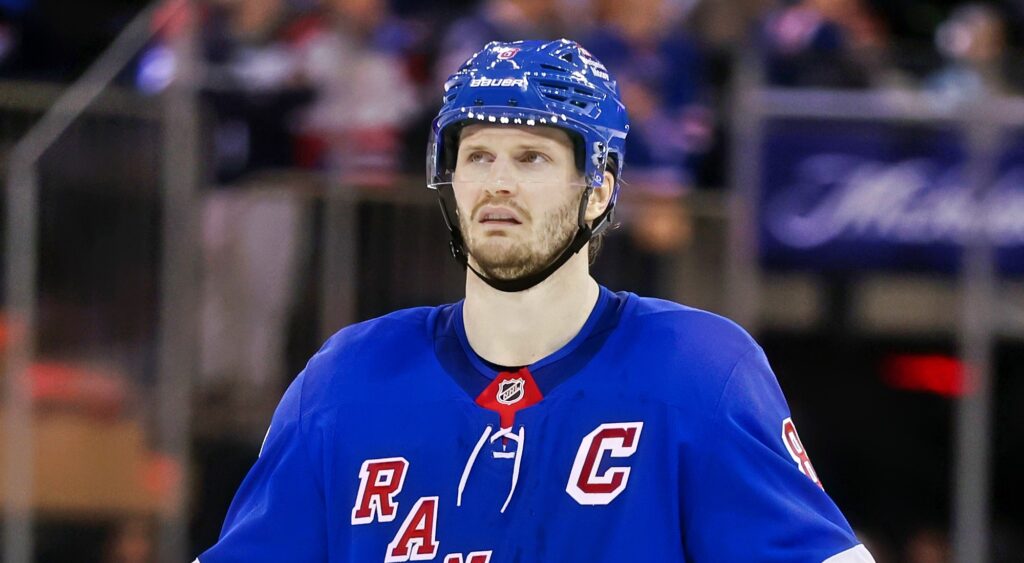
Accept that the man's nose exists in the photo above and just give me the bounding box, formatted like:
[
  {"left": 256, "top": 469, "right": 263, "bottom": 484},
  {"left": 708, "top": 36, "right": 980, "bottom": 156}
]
[{"left": 486, "top": 157, "right": 517, "bottom": 194}]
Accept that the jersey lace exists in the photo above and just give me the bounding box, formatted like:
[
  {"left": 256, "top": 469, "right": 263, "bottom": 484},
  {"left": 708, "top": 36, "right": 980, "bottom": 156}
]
[{"left": 457, "top": 425, "right": 526, "bottom": 513}]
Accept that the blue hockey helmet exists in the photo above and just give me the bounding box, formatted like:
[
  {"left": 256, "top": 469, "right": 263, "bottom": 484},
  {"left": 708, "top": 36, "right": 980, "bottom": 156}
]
[{"left": 428, "top": 39, "right": 631, "bottom": 292}]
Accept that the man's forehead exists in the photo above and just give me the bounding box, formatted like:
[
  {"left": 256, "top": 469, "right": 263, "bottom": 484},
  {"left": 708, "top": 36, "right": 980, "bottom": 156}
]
[{"left": 459, "top": 124, "right": 573, "bottom": 147}]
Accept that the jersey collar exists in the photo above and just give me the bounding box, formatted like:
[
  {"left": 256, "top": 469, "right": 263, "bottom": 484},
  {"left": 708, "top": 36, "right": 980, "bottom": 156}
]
[{"left": 452, "top": 285, "right": 614, "bottom": 379}]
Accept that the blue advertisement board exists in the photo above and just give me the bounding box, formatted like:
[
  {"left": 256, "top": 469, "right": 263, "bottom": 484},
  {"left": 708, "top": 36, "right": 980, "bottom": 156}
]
[{"left": 759, "top": 120, "right": 1024, "bottom": 275}]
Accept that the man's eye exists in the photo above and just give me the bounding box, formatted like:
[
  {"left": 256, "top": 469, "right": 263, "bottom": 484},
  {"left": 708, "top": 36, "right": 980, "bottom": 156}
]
[
  {"left": 521, "top": 151, "right": 549, "bottom": 164},
  {"left": 466, "top": 152, "right": 492, "bottom": 163}
]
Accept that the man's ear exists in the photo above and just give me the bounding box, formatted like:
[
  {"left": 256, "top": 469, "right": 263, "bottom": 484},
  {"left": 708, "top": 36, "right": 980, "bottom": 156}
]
[{"left": 585, "top": 170, "right": 615, "bottom": 222}]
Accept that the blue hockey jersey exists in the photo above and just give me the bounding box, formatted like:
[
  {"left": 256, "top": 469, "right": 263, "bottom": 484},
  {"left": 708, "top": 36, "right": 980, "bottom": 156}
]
[{"left": 196, "top": 288, "right": 874, "bottom": 562}]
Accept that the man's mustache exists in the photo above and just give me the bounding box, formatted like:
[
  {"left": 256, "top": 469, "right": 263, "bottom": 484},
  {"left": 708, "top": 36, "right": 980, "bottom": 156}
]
[{"left": 470, "top": 197, "right": 532, "bottom": 222}]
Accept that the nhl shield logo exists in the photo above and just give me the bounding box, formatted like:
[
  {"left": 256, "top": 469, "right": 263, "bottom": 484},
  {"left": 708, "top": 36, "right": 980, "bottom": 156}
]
[{"left": 496, "top": 378, "right": 526, "bottom": 405}]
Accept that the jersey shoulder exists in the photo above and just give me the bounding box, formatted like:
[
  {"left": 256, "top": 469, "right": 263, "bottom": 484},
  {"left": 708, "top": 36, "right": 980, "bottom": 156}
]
[
  {"left": 615, "top": 294, "right": 763, "bottom": 408},
  {"left": 627, "top": 294, "right": 759, "bottom": 364},
  {"left": 293, "top": 305, "right": 446, "bottom": 418}
]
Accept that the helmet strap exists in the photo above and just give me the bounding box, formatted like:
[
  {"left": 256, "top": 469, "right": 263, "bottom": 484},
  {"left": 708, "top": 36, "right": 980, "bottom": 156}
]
[{"left": 436, "top": 184, "right": 604, "bottom": 293}]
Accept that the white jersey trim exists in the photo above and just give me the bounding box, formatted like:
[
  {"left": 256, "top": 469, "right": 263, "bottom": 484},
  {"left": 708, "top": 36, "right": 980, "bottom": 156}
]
[{"left": 823, "top": 544, "right": 875, "bottom": 563}]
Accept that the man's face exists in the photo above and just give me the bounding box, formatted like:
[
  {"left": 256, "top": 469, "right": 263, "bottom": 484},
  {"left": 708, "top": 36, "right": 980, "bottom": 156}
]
[{"left": 453, "top": 124, "right": 582, "bottom": 280}]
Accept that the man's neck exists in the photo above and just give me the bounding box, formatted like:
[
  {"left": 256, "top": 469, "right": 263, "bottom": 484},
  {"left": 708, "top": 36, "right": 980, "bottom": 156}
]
[{"left": 462, "top": 250, "right": 600, "bottom": 368}]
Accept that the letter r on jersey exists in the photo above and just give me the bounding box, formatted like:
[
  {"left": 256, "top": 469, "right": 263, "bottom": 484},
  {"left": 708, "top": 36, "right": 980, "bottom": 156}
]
[
  {"left": 351, "top": 457, "right": 409, "bottom": 524},
  {"left": 566, "top": 422, "right": 643, "bottom": 505}
]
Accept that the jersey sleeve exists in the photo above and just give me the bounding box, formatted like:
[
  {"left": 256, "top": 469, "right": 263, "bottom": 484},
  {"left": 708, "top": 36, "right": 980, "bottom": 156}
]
[
  {"left": 195, "top": 371, "right": 327, "bottom": 563},
  {"left": 681, "top": 346, "right": 875, "bottom": 563}
]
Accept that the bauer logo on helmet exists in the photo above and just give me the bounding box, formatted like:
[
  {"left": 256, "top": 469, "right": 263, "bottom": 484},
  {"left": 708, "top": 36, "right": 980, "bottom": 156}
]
[{"left": 469, "top": 76, "right": 528, "bottom": 89}]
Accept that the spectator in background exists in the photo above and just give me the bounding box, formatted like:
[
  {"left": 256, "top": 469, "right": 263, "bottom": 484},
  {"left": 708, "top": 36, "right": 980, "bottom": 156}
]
[
  {"left": 0, "top": 0, "right": 29, "bottom": 73},
  {"left": 758, "top": 0, "right": 891, "bottom": 88},
  {"left": 186, "top": 0, "right": 320, "bottom": 448},
  {"left": 582, "top": 0, "right": 704, "bottom": 256},
  {"left": 151, "top": 0, "right": 320, "bottom": 181},
  {"left": 294, "top": 0, "right": 423, "bottom": 185},
  {"left": 435, "top": 0, "right": 564, "bottom": 88},
  {"left": 194, "top": 0, "right": 425, "bottom": 450},
  {"left": 585, "top": 0, "right": 709, "bottom": 194},
  {"left": 926, "top": 3, "right": 1009, "bottom": 105},
  {"left": 187, "top": 4, "right": 323, "bottom": 551}
]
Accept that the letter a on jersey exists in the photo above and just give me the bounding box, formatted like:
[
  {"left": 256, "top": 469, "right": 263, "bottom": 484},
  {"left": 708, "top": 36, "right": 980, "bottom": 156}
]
[
  {"left": 385, "top": 496, "right": 440, "bottom": 562},
  {"left": 567, "top": 422, "right": 643, "bottom": 505}
]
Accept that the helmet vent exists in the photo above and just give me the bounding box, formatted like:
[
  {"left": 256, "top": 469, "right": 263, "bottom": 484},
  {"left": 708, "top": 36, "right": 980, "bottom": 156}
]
[
  {"left": 444, "top": 87, "right": 461, "bottom": 102},
  {"left": 559, "top": 53, "right": 575, "bottom": 63},
  {"left": 540, "top": 63, "right": 569, "bottom": 73},
  {"left": 536, "top": 79, "right": 600, "bottom": 113}
]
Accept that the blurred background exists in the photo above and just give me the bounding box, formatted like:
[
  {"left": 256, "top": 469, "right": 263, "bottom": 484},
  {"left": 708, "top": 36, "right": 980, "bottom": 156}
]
[{"left": 0, "top": 0, "right": 1022, "bottom": 561}]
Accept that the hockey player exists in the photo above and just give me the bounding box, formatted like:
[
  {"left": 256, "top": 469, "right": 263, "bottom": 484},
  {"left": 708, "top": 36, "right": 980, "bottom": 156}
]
[{"left": 195, "top": 39, "right": 875, "bottom": 562}]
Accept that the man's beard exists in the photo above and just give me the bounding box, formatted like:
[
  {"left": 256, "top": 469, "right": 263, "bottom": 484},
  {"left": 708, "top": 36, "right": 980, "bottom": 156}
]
[{"left": 460, "top": 194, "right": 578, "bottom": 281}]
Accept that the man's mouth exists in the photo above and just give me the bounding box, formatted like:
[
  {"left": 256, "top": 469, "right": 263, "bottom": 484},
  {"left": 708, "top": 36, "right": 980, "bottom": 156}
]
[{"left": 478, "top": 208, "right": 523, "bottom": 225}]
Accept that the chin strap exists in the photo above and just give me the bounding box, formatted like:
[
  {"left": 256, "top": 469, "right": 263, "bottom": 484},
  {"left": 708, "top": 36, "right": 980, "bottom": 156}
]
[{"left": 436, "top": 184, "right": 605, "bottom": 293}]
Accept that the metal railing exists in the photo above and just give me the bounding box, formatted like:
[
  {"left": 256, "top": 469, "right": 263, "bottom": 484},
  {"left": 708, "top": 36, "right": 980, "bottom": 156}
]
[
  {"left": 3, "top": 2, "right": 198, "bottom": 562},
  {"left": 728, "top": 55, "right": 1019, "bottom": 563}
]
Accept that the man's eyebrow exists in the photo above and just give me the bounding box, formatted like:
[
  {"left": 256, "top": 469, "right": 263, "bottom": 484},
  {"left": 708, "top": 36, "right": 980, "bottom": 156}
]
[{"left": 459, "top": 141, "right": 558, "bottom": 152}]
